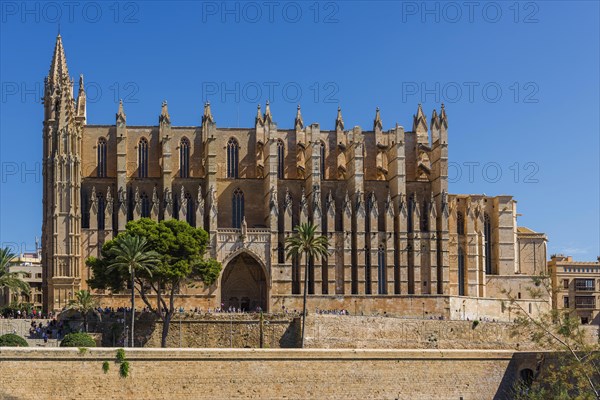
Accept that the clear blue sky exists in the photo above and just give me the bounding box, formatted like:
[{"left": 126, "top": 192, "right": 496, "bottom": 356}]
[{"left": 1, "top": 1, "right": 598, "bottom": 260}]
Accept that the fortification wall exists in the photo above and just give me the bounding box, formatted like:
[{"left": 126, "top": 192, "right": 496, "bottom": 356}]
[
  {"left": 0, "top": 348, "right": 540, "bottom": 400},
  {"left": 304, "top": 315, "right": 540, "bottom": 350}
]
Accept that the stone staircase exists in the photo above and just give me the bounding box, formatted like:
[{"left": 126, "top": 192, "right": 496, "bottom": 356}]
[
  {"left": 25, "top": 338, "right": 59, "bottom": 347},
  {"left": 0, "top": 319, "right": 58, "bottom": 346}
]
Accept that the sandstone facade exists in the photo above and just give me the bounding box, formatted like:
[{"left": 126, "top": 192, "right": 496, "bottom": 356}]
[{"left": 42, "top": 34, "right": 547, "bottom": 316}]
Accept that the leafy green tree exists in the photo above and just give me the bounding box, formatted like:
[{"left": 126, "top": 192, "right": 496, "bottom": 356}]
[
  {"left": 60, "top": 332, "right": 96, "bottom": 347},
  {"left": 504, "top": 276, "right": 600, "bottom": 399},
  {"left": 0, "top": 247, "right": 30, "bottom": 300},
  {"left": 106, "top": 234, "right": 160, "bottom": 347},
  {"left": 0, "top": 333, "right": 28, "bottom": 347},
  {"left": 87, "top": 218, "right": 222, "bottom": 347},
  {"left": 63, "top": 290, "right": 99, "bottom": 333},
  {"left": 285, "top": 222, "right": 329, "bottom": 348}
]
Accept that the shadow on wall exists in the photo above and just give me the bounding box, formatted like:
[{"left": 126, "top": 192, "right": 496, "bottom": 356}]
[
  {"left": 494, "top": 352, "right": 542, "bottom": 400},
  {"left": 279, "top": 317, "right": 302, "bottom": 348}
]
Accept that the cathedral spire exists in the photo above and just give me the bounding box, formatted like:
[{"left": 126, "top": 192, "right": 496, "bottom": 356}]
[
  {"left": 440, "top": 103, "right": 448, "bottom": 128},
  {"left": 48, "top": 34, "right": 70, "bottom": 85},
  {"left": 264, "top": 100, "right": 273, "bottom": 124},
  {"left": 159, "top": 100, "right": 170, "bottom": 125},
  {"left": 430, "top": 108, "right": 440, "bottom": 144},
  {"left": 413, "top": 103, "right": 428, "bottom": 144},
  {"left": 203, "top": 101, "right": 214, "bottom": 124},
  {"left": 335, "top": 106, "right": 344, "bottom": 131},
  {"left": 116, "top": 99, "right": 126, "bottom": 124},
  {"left": 295, "top": 104, "right": 304, "bottom": 130},
  {"left": 373, "top": 107, "right": 382, "bottom": 131},
  {"left": 255, "top": 104, "right": 264, "bottom": 125},
  {"left": 76, "top": 74, "right": 86, "bottom": 121}
]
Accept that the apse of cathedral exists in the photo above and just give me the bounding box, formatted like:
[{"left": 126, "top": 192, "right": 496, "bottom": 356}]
[{"left": 41, "top": 34, "right": 548, "bottom": 315}]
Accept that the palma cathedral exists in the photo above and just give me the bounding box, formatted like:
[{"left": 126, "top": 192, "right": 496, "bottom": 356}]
[{"left": 42, "top": 35, "right": 549, "bottom": 318}]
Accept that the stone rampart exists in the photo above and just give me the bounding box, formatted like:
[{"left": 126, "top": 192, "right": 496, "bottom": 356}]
[{"left": 0, "top": 348, "right": 542, "bottom": 400}]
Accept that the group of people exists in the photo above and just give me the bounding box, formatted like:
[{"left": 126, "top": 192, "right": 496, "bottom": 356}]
[
  {"left": 1, "top": 309, "right": 55, "bottom": 319},
  {"left": 27, "top": 318, "right": 62, "bottom": 342}
]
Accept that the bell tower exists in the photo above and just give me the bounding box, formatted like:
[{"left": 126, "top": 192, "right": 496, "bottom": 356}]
[{"left": 42, "top": 34, "right": 83, "bottom": 312}]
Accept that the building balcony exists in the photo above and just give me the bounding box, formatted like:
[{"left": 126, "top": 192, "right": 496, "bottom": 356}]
[{"left": 574, "top": 296, "right": 596, "bottom": 309}]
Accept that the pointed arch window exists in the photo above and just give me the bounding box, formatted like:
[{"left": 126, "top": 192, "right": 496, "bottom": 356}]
[
  {"left": 277, "top": 139, "right": 285, "bottom": 179},
  {"left": 97, "top": 192, "right": 105, "bottom": 230},
  {"left": 457, "top": 211, "right": 465, "bottom": 235},
  {"left": 97, "top": 137, "right": 107, "bottom": 178},
  {"left": 407, "top": 198, "right": 414, "bottom": 233},
  {"left": 458, "top": 247, "right": 465, "bottom": 296},
  {"left": 232, "top": 188, "right": 244, "bottom": 228},
  {"left": 319, "top": 141, "right": 326, "bottom": 178},
  {"left": 227, "top": 138, "right": 239, "bottom": 178},
  {"left": 138, "top": 138, "right": 148, "bottom": 178},
  {"left": 180, "top": 137, "right": 190, "bottom": 178},
  {"left": 378, "top": 244, "right": 386, "bottom": 294},
  {"left": 141, "top": 192, "right": 150, "bottom": 218},
  {"left": 484, "top": 213, "right": 493, "bottom": 274},
  {"left": 185, "top": 192, "right": 194, "bottom": 226},
  {"left": 82, "top": 191, "right": 90, "bottom": 229},
  {"left": 421, "top": 200, "right": 429, "bottom": 232}
]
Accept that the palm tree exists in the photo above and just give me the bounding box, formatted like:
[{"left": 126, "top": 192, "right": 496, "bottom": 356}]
[
  {"left": 64, "top": 290, "right": 98, "bottom": 332},
  {"left": 0, "top": 247, "right": 30, "bottom": 302},
  {"left": 285, "top": 222, "right": 329, "bottom": 348},
  {"left": 107, "top": 234, "right": 160, "bottom": 347}
]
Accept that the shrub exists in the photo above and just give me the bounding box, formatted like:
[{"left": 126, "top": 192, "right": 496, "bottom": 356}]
[
  {"left": 0, "top": 333, "right": 28, "bottom": 347},
  {"left": 119, "top": 361, "right": 130, "bottom": 378},
  {"left": 116, "top": 348, "right": 126, "bottom": 363},
  {"left": 102, "top": 361, "right": 110, "bottom": 374},
  {"left": 60, "top": 332, "right": 96, "bottom": 347}
]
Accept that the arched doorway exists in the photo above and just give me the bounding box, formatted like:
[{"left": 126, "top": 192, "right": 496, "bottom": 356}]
[{"left": 221, "top": 252, "right": 267, "bottom": 312}]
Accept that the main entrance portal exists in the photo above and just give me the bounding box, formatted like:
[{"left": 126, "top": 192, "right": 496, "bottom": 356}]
[{"left": 221, "top": 252, "right": 267, "bottom": 312}]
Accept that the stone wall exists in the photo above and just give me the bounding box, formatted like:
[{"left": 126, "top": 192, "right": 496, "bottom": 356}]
[
  {"left": 0, "top": 348, "right": 541, "bottom": 400},
  {"left": 273, "top": 294, "right": 550, "bottom": 322},
  {"left": 304, "top": 315, "right": 540, "bottom": 350},
  {"left": 145, "top": 314, "right": 299, "bottom": 348}
]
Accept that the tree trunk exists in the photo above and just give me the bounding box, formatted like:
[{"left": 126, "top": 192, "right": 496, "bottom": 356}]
[
  {"left": 301, "top": 256, "right": 309, "bottom": 348},
  {"left": 161, "top": 312, "right": 172, "bottom": 348},
  {"left": 131, "top": 268, "right": 135, "bottom": 348}
]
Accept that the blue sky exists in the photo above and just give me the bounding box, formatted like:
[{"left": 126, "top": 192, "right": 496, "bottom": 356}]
[{"left": 1, "top": 1, "right": 598, "bottom": 260}]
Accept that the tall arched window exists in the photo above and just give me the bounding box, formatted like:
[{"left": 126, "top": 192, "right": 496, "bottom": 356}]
[
  {"left": 378, "top": 245, "right": 386, "bottom": 294},
  {"left": 180, "top": 137, "right": 190, "bottom": 178},
  {"left": 484, "top": 213, "right": 492, "bottom": 274},
  {"left": 365, "top": 249, "right": 372, "bottom": 295},
  {"left": 97, "top": 137, "right": 107, "bottom": 178},
  {"left": 138, "top": 138, "right": 148, "bottom": 178},
  {"left": 141, "top": 192, "right": 150, "bottom": 218},
  {"left": 97, "top": 192, "right": 105, "bottom": 230},
  {"left": 407, "top": 198, "right": 414, "bottom": 233},
  {"left": 457, "top": 211, "right": 465, "bottom": 235},
  {"left": 319, "top": 141, "right": 326, "bottom": 178},
  {"left": 277, "top": 139, "right": 285, "bottom": 179},
  {"left": 227, "top": 138, "right": 239, "bottom": 178},
  {"left": 82, "top": 191, "right": 89, "bottom": 228},
  {"left": 420, "top": 200, "right": 429, "bottom": 232},
  {"left": 458, "top": 247, "right": 465, "bottom": 296},
  {"left": 185, "top": 192, "right": 194, "bottom": 226},
  {"left": 232, "top": 188, "right": 244, "bottom": 228}
]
